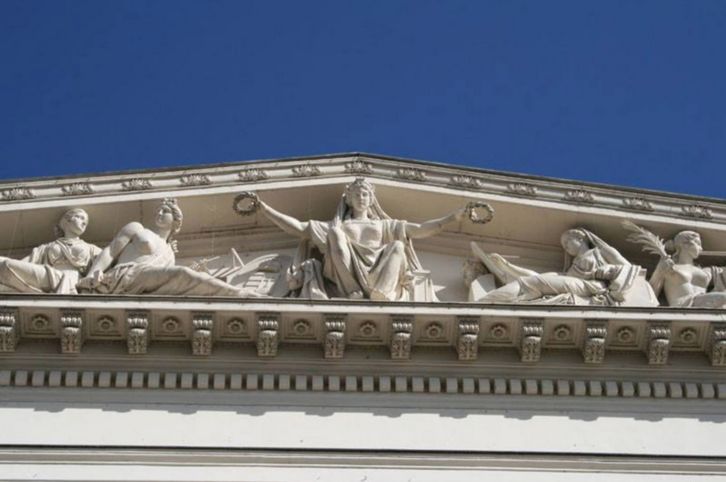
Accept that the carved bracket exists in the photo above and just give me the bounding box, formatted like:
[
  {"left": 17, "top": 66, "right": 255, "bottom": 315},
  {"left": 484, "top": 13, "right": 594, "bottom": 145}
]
[
  {"left": 390, "top": 317, "right": 413, "bottom": 360},
  {"left": 324, "top": 315, "right": 346, "bottom": 359},
  {"left": 707, "top": 323, "right": 726, "bottom": 367},
  {"left": 519, "top": 319, "right": 544, "bottom": 363},
  {"left": 456, "top": 317, "right": 480, "bottom": 361},
  {"left": 0, "top": 310, "right": 18, "bottom": 352},
  {"left": 192, "top": 313, "right": 214, "bottom": 356},
  {"left": 257, "top": 314, "right": 279, "bottom": 357},
  {"left": 646, "top": 323, "right": 671, "bottom": 365},
  {"left": 582, "top": 321, "right": 608, "bottom": 364},
  {"left": 60, "top": 311, "right": 84, "bottom": 354},
  {"left": 126, "top": 312, "right": 149, "bottom": 355}
]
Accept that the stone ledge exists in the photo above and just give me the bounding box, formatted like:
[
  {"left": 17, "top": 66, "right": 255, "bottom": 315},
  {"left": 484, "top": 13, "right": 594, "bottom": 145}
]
[{"left": 2, "top": 300, "right": 726, "bottom": 366}]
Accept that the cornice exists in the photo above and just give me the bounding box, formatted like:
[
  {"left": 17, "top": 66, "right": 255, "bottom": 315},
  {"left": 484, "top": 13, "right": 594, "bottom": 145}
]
[
  {"left": 0, "top": 153, "right": 724, "bottom": 225},
  {"left": 2, "top": 296, "right": 726, "bottom": 369}
]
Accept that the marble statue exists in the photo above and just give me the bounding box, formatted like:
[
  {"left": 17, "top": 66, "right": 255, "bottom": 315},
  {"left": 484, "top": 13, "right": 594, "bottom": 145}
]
[
  {"left": 471, "top": 228, "right": 651, "bottom": 305},
  {"left": 77, "top": 198, "right": 260, "bottom": 297},
  {"left": 624, "top": 221, "right": 726, "bottom": 308},
  {"left": 253, "top": 178, "right": 472, "bottom": 301},
  {"left": 0, "top": 208, "right": 101, "bottom": 294}
]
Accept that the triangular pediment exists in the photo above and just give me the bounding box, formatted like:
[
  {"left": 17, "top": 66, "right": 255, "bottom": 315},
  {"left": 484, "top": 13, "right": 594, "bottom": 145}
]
[{"left": 1, "top": 152, "right": 724, "bottom": 273}]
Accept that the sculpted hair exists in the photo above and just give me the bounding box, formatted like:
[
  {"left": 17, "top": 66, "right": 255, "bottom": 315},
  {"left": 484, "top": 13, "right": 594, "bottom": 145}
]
[
  {"left": 160, "top": 198, "right": 184, "bottom": 237},
  {"left": 560, "top": 228, "right": 590, "bottom": 271},
  {"left": 344, "top": 178, "right": 375, "bottom": 198},
  {"left": 54, "top": 208, "right": 88, "bottom": 238},
  {"left": 342, "top": 178, "right": 380, "bottom": 219},
  {"left": 666, "top": 230, "right": 701, "bottom": 254},
  {"left": 560, "top": 228, "right": 588, "bottom": 248}
]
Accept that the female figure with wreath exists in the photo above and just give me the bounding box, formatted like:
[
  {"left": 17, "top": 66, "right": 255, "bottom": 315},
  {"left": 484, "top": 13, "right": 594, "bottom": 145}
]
[{"left": 253, "top": 178, "right": 473, "bottom": 301}]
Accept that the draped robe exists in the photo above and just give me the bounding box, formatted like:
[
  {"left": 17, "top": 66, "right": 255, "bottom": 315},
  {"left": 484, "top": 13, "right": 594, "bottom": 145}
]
[
  {"left": 90, "top": 235, "right": 256, "bottom": 297},
  {"left": 477, "top": 247, "right": 640, "bottom": 305},
  {"left": 306, "top": 219, "right": 411, "bottom": 301},
  {"left": 0, "top": 238, "right": 101, "bottom": 294}
]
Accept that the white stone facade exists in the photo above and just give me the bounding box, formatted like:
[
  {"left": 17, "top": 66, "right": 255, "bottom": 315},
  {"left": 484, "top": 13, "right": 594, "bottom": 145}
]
[{"left": 1, "top": 153, "right": 726, "bottom": 480}]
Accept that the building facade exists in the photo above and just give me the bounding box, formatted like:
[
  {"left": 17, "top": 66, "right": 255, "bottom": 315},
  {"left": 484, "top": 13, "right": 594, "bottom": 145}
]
[{"left": 1, "top": 153, "right": 726, "bottom": 480}]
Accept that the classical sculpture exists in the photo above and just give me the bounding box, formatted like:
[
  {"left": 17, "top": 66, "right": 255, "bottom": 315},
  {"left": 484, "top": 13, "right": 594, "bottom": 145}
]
[
  {"left": 251, "top": 178, "right": 476, "bottom": 301},
  {"left": 471, "top": 228, "right": 653, "bottom": 305},
  {"left": 77, "top": 198, "right": 260, "bottom": 297},
  {"left": 624, "top": 221, "right": 726, "bottom": 308},
  {"left": 0, "top": 208, "right": 101, "bottom": 294}
]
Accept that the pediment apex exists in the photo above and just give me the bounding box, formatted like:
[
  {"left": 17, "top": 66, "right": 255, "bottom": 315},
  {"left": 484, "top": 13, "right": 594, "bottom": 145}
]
[
  {"left": 1, "top": 151, "right": 724, "bottom": 206},
  {"left": 2, "top": 153, "right": 726, "bottom": 261}
]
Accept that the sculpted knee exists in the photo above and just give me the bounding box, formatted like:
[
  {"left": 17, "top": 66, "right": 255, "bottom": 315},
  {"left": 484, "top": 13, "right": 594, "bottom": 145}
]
[{"left": 391, "top": 240, "right": 406, "bottom": 254}]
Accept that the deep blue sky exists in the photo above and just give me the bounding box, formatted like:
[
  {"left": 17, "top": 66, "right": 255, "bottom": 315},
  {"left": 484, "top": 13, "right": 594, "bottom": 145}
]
[{"left": 1, "top": 1, "right": 725, "bottom": 197}]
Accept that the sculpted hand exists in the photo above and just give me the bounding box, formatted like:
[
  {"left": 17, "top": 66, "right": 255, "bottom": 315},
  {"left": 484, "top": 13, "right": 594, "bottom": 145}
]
[
  {"left": 661, "top": 257, "right": 676, "bottom": 272},
  {"left": 453, "top": 206, "right": 467, "bottom": 223},
  {"left": 595, "top": 265, "right": 619, "bottom": 280},
  {"left": 582, "top": 228, "right": 599, "bottom": 242},
  {"left": 331, "top": 211, "right": 342, "bottom": 229}
]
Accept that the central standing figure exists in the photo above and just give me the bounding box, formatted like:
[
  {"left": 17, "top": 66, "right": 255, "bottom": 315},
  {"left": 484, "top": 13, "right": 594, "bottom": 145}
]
[{"left": 257, "top": 178, "right": 467, "bottom": 301}]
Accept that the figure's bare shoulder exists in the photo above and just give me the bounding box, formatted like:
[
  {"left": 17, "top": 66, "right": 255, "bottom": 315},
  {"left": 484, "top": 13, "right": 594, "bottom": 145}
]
[{"left": 117, "top": 221, "right": 144, "bottom": 238}]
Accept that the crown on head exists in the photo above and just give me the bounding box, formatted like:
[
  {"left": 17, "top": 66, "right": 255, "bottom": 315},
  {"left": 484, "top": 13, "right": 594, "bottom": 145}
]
[{"left": 345, "top": 177, "right": 375, "bottom": 195}]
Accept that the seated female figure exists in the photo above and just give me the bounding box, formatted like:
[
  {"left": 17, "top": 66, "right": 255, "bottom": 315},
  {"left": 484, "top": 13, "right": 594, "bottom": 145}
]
[
  {"left": 0, "top": 208, "right": 101, "bottom": 294},
  {"left": 257, "top": 178, "right": 467, "bottom": 301}
]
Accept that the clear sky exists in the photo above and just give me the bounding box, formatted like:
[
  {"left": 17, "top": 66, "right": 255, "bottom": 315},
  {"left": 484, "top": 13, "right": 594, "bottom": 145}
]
[{"left": 1, "top": 0, "right": 725, "bottom": 198}]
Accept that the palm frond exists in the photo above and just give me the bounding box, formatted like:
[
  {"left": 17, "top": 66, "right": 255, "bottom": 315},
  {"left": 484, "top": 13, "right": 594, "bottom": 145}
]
[{"left": 621, "top": 220, "right": 668, "bottom": 258}]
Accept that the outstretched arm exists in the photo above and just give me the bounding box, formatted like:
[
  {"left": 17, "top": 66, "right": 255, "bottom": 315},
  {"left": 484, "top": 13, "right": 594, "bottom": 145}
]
[
  {"left": 471, "top": 241, "right": 538, "bottom": 283},
  {"left": 406, "top": 207, "right": 467, "bottom": 239},
  {"left": 258, "top": 200, "right": 309, "bottom": 238},
  {"left": 586, "top": 230, "right": 630, "bottom": 265}
]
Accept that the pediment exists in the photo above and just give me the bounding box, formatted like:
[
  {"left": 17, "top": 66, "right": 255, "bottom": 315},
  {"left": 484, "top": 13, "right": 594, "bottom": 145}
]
[
  {"left": 1, "top": 154, "right": 726, "bottom": 384},
  {"left": 1, "top": 152, "right": 725, "bottom": 270}
]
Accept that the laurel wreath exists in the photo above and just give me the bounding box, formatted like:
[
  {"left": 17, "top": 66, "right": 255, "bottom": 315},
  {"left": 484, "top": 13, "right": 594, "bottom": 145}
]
[
  {"left": 466, "top": 201, "right": 495, "bottom": 224},
  {"left": 233, "top": 192, "right": 260, "bottom": 216}
]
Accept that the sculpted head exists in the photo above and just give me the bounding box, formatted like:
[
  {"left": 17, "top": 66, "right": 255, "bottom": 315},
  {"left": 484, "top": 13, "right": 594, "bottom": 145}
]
[
  {"left": 156, "top": 198, "right": 183, "bottom": 236},
  {"left": 55, "top": 208, "right": 89, "bottom": 238},
  {"left": 344, "top": 178, "right": 375, "bottom": 213},
  {"left": 669, "top": 230, "right": 702, "bottom": 260},
  {"left": 560, "top": 229, "right": 589, "bottom": 256}
]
